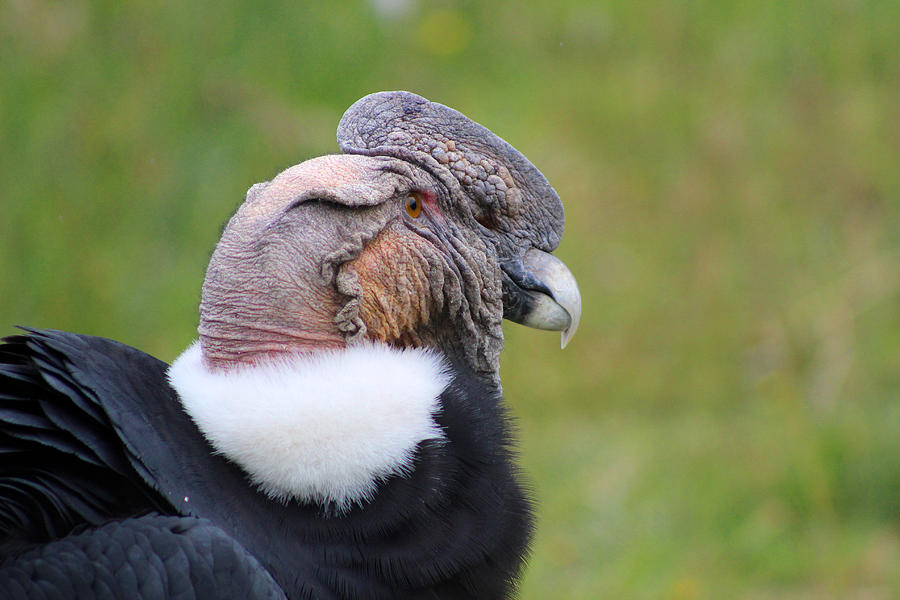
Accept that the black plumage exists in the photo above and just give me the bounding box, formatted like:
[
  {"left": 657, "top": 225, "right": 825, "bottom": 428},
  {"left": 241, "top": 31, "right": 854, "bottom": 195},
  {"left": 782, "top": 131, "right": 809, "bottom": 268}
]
[
  {"left": 0, "top": 329, "right": 532, "bottom": 599},
  {"left": 1, "top": 515, "right": 287, "bottom": 600}
]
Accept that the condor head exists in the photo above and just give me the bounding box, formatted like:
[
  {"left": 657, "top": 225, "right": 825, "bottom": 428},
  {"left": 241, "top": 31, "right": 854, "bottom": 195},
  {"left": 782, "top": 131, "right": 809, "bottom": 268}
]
[{"left": 197, "top": 91, "right": 580, "bottom": 386}]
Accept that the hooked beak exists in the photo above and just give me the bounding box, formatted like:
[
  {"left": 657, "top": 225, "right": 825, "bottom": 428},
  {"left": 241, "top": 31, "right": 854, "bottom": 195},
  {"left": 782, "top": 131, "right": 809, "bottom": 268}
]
[{"left": 501, "top": 249, "right": 582, "bottom": 348}]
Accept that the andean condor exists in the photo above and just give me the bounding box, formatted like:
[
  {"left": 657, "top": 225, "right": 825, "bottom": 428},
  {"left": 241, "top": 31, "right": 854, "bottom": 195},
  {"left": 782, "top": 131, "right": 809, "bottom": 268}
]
[{"left": 0, "top": 91, "right": 581, "bottom": 599}]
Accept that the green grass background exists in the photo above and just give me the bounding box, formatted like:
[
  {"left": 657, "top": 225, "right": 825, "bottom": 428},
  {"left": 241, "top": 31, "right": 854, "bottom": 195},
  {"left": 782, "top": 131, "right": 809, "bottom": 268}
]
[{"left": 2, "top": 1, "right": 898, "bottom": 598}]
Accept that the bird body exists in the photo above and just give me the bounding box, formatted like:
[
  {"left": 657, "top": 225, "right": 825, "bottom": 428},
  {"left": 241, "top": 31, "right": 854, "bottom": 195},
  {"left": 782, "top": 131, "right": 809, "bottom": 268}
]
[
  {"left": 0, "top": 92, "right": 580, "bottom": 599},
  {"left": 1, "top": 330, "right": 531, "bottom": 599}
]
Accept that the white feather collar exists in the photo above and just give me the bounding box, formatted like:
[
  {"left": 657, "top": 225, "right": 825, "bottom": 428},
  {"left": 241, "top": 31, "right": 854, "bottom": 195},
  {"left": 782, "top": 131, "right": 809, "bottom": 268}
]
[{"left": 167, "top": 342, "right": 449, "bottom": 510}]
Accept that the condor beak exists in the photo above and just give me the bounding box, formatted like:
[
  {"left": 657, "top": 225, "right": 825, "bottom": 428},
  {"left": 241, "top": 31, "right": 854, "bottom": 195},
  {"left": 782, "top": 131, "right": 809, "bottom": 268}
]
[{"left": 501, "top": 249, "right": 582, "bottom": 348}]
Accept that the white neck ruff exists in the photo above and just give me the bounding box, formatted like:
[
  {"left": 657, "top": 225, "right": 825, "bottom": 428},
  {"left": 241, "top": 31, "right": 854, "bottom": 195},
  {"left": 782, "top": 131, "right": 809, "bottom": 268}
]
[{"left": 167, "top": 342, "right": 449, "bottom": 510}]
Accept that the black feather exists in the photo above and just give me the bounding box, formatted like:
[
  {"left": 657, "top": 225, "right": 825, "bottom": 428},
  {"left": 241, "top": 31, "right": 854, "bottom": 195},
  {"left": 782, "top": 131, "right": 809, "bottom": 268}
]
[{"left": 0, "top": 515, "right": 287, "bottom": 600}]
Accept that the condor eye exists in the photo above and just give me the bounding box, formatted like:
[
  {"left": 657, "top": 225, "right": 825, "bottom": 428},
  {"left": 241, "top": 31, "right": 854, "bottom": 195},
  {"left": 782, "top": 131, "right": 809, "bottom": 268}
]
[{"left": 404, "top": 193, "right": 422, "bottom": 218}]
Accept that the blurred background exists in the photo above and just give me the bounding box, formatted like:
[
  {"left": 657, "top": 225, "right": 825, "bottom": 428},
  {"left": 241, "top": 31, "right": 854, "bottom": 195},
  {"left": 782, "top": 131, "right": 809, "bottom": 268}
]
[{"left": 1, "top": 0, "right": 898, "bottom": 597}]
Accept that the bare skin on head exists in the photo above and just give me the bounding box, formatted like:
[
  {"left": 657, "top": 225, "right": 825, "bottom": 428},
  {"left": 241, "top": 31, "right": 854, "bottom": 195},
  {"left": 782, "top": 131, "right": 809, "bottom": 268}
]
[
  {"left": 348, "top": 225, "right": 434, "bottom": 346},
  {"left": 198, "top": 92, "right": 581, "bottom": 385},
  {"left": 199, "top": 155, "right": 373, "bottom": 369}
]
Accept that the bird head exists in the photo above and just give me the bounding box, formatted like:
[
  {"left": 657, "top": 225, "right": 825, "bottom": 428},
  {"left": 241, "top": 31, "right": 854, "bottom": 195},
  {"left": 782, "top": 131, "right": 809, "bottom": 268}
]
[{"left": 198, "top": 91, "right": 580, "bottom": 385}]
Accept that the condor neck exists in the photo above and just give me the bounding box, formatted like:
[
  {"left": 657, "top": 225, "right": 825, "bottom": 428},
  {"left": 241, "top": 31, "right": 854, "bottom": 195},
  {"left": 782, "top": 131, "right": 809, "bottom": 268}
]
[
  {"left": 167, "top": 341, "right": 450, "bottom": 511},
  {"left": 196, "top": 320, "right": 346, "bottom": 372}
]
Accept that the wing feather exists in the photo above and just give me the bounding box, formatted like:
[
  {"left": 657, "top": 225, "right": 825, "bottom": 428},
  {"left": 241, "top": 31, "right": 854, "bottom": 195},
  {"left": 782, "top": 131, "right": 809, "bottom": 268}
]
[
  {"left": 0, "top": 515, "right": 287, "bottom": 600},
  {"left": 0, "top": 331, "right": 168, "bottom": 550}
]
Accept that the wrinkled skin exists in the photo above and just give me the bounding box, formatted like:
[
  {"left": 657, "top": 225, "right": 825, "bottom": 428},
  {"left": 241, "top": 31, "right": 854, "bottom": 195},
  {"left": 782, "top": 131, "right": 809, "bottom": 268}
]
[{"left": 199, "top": 91, "right": 578, "bottom": 386}]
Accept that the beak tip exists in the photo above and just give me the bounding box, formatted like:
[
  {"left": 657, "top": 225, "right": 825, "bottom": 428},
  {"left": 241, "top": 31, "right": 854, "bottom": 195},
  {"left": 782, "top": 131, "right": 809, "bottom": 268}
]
[{"left": 560, "top": 313, "right": 579, "bottom": 350}]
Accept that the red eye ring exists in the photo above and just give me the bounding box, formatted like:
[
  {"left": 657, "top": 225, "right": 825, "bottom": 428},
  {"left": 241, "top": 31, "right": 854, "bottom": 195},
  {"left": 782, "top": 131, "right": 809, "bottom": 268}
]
[{"left": 404, "top": 193, "right": 422, "bottom": 218}]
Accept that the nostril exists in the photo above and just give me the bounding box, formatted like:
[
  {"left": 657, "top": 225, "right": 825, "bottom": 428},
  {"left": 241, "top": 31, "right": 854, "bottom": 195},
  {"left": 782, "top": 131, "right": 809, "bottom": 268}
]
[
  {"left": 473, "top": 202, "right": 502, "bottom": 230},
  {"left": 474, "top": 212, "right": 500, "bottom": 230}
]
